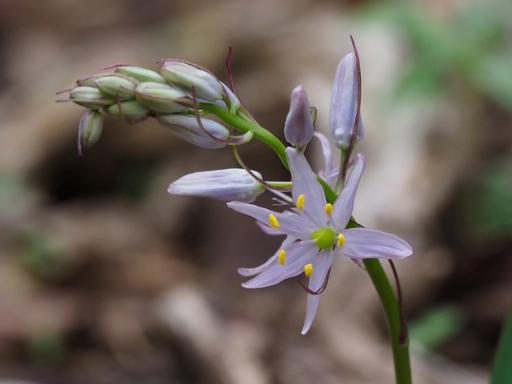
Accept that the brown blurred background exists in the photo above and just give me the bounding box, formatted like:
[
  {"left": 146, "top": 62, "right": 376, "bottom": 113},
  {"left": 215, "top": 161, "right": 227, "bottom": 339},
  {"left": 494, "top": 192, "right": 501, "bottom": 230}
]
[{"left": 0, "top": 0, "right": 511, "bottom": 383}]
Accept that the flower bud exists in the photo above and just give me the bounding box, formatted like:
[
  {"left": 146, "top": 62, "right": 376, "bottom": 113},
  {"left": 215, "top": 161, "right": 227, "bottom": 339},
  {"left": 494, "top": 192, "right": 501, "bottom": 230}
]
[
  {"left": 70, "top": 86, "right": 113, "bottom": 108},
  {"left": 135, "top": 82, "right": 189, "bottom": 113},
  {"left": 158, "top": 114, "right": 229, "bottom": 149},
  {"left": 284, "top": 85, "right": 314, "bottom": 147},
  {"left": 105, "top": 100, "right": 149, "bottom": 121},
  {"left": 160, "top": 60, "right": 223, "bottom": 102},
  {"left": 168, "top": 168, "right": 265, "bottom": 202},
  {"left": 329, "top": 52, "right": 364, "bottom": 149},
  {"left": 94, "top": 75, "right": 138, "bottom": 100},
  {"left": 115, "top": 66, "right": 167, "bottom": 84},
  {"left": 78, "top": 109, "right": 103, "bottom": 154},
  {"left": 76, "top": 75, "right": 102, "bottom": 87}
]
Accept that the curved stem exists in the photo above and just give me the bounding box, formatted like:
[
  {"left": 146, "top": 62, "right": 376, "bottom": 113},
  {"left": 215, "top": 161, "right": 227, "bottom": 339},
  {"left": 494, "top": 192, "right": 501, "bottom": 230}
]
[
  {"left": 364, "top": 258, "right": 412, "bottom": 384},
  {"left": 202, "top": 102, "right": 412, "bottom": 383},
  {"left": 200, "top": 103, "right": 288, "bottom": 168}
]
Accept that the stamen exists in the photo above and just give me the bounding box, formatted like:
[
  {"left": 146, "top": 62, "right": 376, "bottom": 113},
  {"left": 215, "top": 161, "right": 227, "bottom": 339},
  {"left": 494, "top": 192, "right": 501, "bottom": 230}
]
[
  {"left": 296, "top": 194, "right": 305, "bottom": 209},
  {"left": 324, "top": 203, "right": 334, "bottom": 215},
  {"left": 304, "top": 263, "right": 313, "bottom": 277},
  {"left": 337, "top": 233, "right": 346, "bottom": 247},
  {"left": 278, "top": 249, "right": 286, "bottom": 265},
  {"left": 268, "top": 213, "right": 280, "bottom": 228}
]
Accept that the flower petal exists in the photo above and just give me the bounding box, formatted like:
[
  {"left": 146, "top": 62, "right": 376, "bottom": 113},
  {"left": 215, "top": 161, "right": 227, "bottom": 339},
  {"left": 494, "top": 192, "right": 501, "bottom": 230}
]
[
  {"left": 342, "top": 228, "right": 413, "bottom": 260},
  {"left": 301, "top": 250, "right": 334, "bottom": 335},
  {"left": 227, "top": 201, "right": 314, "bottom": 238},
  {"left": 329, "top": 52, "right": 364, "bottom": 149},
  {"left": 238, "top": 236, "right": 295, "bottom": 277},
  {"left": 255, "top": 221, "right": 282, "bottom": 236},
  {"left": 286, "top": 147, "right": 327, "bottom": 226},
  {"left": 332, "top": 153, "right": 365, "bottom": 230},
  {"left": 242, "top": 242, "right": 317, "bottom": 289},
  {"left": 313, "top": 132, "right": 333, "bottom": 179},
  {"left": 168, "top": 168, "right": 264, "bottom": 202}
]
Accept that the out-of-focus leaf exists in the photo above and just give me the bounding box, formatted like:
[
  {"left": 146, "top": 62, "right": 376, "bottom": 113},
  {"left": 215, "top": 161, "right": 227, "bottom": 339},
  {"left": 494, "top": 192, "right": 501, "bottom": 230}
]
[
  {"left": 409, "top": 305, "right": 465, "bottom": 350},
  {"left": 361, "top": 1, "right": 512, "bottom": 109},
  {"left": 463, "top": 160, "right": 512, "bottom": 238},
  {"left": 472, "top": 55, "right": 512, "bottom": 109},
  {"left": 491, "top": 311, "right": 512, "bottom": 384},
  {"left": 19, "top": 231, "right": 73, "bottom": 282},
  {"left": 29, "top": 330, "right": 66, "bottom": 366}
]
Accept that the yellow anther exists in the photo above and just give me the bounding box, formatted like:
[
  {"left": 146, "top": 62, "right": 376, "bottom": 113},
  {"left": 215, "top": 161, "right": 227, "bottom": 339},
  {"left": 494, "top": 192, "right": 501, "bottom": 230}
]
[
  {"left": 278, "top": 249, "right": 287, "bottom": 265},
  {"left": 268, "top": 213, "right": 280, "bottom": 228},
  {"left": 304, "top": 263, "right": 314, "bottom": 277},
  {"left": 296, "top": 194, "right": 305, "bottom": 209},
  {"left": 337, "top": 233, "right": 346, "bottom": 247},
  {"left": 324, "top": 203, "right": 334, "bottom": 215}
]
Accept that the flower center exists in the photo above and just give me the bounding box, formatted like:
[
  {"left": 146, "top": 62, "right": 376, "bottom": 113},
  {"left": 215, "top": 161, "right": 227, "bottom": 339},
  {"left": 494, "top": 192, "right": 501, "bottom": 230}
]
[{"left": 311, "top": 227, "right": 337, "bottom": 250}]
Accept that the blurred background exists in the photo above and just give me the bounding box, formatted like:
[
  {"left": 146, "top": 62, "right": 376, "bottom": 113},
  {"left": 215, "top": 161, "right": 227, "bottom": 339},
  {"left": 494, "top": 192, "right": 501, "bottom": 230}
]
[{"left": 0, "top": 0, "right": 511, "bottom": 383}]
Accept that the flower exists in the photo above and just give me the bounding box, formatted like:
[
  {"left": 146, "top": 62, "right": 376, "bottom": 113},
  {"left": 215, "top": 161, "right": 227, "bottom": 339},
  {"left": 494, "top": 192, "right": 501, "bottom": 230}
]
[
  {"left": 160, "top": 60, "right": 224, "bottom": 102},
  {"left": 227, "top": 147, "right": 412, "bottom": 334},
  {"left": 77, "top": 109, "right": 103, "bottom": 155},
  {"left": 329, "top": 52, "right": 364, "bottom": 149},
  {"left": 284, "top": 85, "right": 314, "bottom": 147},
  {"left": 157, "top": 114, "right": 230, "bottom": 149},
  {"left": 168, "top": 168, "right": 265, "bottom": 202}
]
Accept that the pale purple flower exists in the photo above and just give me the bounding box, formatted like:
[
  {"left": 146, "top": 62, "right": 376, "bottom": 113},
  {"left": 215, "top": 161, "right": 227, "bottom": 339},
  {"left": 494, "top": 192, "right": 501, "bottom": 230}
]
[
  {"left": 284, "top": 85, "right": 314, "bottom": 147},
  {"left": 157, "top": 114, "right": 229, "bottom": 149},
  {"left": 160, "top": 60, "right": 224, "bottom": 102},
  {"left": 329, "top": 52, "right": 364, "bottom": 149},
  {"left": 227, "top": 147, "right": 412, "bottom": 334},
  {"left": 168, "top": 168, "right": 265, "bottom": 202}
]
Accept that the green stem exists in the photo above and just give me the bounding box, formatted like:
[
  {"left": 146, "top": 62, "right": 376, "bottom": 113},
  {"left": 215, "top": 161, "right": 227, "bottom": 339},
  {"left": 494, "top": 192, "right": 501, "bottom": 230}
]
[
  {"left": 200, "top": 103, "right": 288, "bottom": 168},
  {"left": 363, "top": 258, "right": 412, "bottom": 384},
  {"left": 266, "top": 181, "right": 293, "bottom": 189},
  {"left": 203, "top": 103, "right": 412, "bottom": 383}
]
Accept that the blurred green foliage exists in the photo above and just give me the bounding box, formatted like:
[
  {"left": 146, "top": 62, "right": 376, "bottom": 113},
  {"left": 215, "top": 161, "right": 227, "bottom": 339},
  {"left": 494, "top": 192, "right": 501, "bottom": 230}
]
[
  {"left": 491, "top": 311, "right": 512, "bottom": 384},
  {"left": 460, "top": 159, "right": 512, "bottom": 240},
  {"left": 364, "top": 0, "right": 512, "bottom": 109},
  {"left": 28, "top": 330, "right": 66, "bottom": 366},
  {"left": 410, "top": 305, "right": 465, "bottom": 350},
  {"left": 19, "top": 231, "right": 74, "bottom": 282},
  {"left": 0, "top": 172, "right": 32, "bottom": 216}
]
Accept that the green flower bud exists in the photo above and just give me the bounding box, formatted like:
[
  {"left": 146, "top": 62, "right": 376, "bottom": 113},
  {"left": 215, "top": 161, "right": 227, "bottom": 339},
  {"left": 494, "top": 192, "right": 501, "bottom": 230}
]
[
  {"left": 70, "top": 86, "right": 113, "bottom": 108},
  {"left": 94, "top": 75, "right": 138, "bottom": 100},
  {"left": 76, "top": 74, "right": 104, "bottom": 87},
  {"left": 78, "top": 109, "right": 103, "bottom": 155},
  {"left": 135, "top": 82, "right": 190, "bottom": 113},
  {"left": 106, "top": 100, "right": 149, "bottom": 121},
  {"left": 160, "top": 60, "right": 223, "bottom": 102},
  {"left": 115, "top": 66, "right": 166, "bottom": 84}
]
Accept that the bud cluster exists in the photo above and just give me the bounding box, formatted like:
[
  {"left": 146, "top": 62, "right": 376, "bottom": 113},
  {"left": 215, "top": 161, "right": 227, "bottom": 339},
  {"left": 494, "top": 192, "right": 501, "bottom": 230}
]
[{"left": 66, "top": 61, "right": 241, "bottom": 153}]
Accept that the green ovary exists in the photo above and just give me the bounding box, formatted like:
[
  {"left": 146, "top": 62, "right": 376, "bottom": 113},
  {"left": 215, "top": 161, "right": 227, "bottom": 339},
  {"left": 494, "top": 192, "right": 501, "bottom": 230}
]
[{"left": 311, "top": 227, "right": 337, "bottom": 250}]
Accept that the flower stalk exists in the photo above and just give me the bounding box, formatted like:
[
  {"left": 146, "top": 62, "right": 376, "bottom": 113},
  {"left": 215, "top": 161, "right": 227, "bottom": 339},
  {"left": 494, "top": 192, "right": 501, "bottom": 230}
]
[
  {"left": 62, "top": 44, "right": 414, "bottom": 384},
  {"left": 199, "top": 103, "right": 289, "bottom": 168},
  {"left": 209, "top": 107, "right": 413, "bottom": 383},
  {"left": 363, "top": 257, "right": 412, "bottom": 384}
]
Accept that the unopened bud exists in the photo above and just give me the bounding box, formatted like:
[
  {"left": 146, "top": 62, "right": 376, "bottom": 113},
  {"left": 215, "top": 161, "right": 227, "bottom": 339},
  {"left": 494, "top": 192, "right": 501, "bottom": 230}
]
[
  {"left": 284, "top": 85, "right": 314, "bottom": 147},
  {"left": 135, "top": 82, "right": 189, "bottom": 113},
  {"left": 106, "top": 100, "right": 149, "bottom": 121},
  {"left": 168, "top": 168, "right": 264, "bottom": 202},
  {"left": 76, "top": 75, "right": 102, "bottom": 87},
  {"left": 94, "top": 75, "right": 138, "bottom": 100},
  {"left": 158, "top": 114, "right": 229, "bottom": 149},
  {"left": 329, "top": 52, "right": 364, "bottom": 149},
  {"left": 160, "top": 60, "right": 223, "bottom": 102},
  {"left": 70, "top": 86, "right": 113, "bottom": 108},
  {"left": 115, "top": 66, "right": 167, "bottom": 84},
  {"left": 78, "top": 109, "right": 103, "bottom": 154}
]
